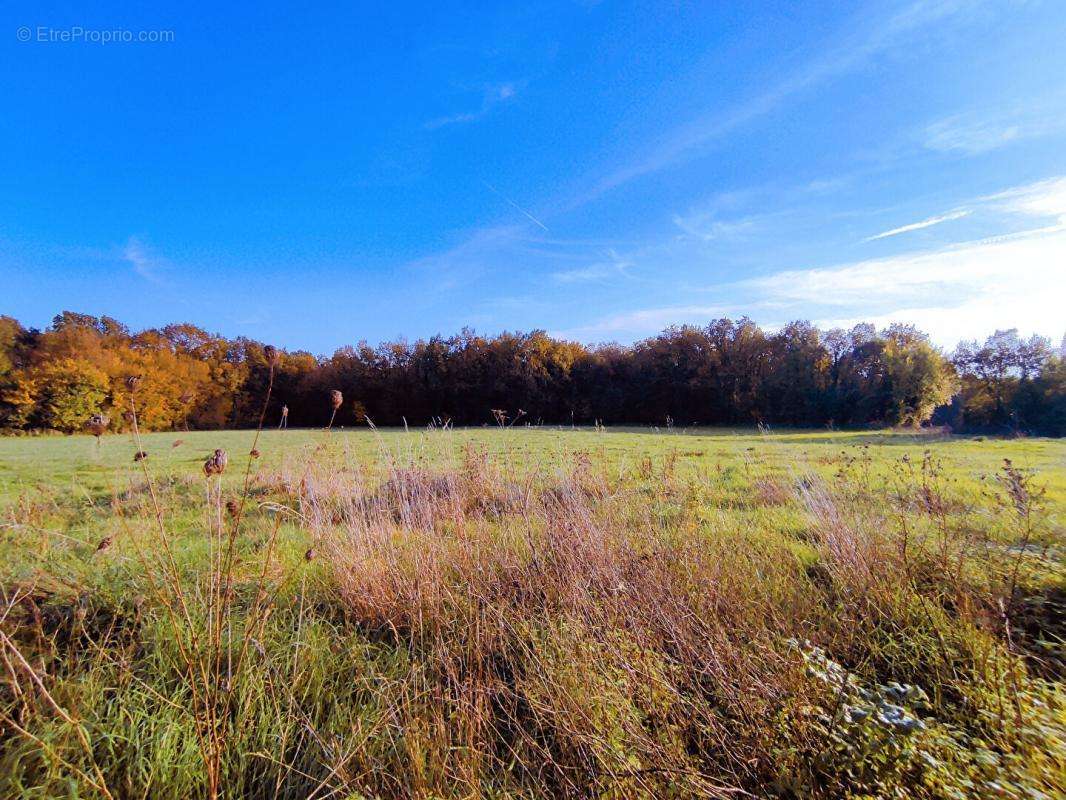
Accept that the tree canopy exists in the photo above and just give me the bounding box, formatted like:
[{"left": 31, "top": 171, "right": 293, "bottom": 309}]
[{"left": 0, "top": 312, "right": 1061, "bottom": 435}]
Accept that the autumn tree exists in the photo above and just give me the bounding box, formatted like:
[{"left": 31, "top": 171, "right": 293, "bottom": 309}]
[{"left": 0, "top": 311, "right": 1060, "bottom": 435}]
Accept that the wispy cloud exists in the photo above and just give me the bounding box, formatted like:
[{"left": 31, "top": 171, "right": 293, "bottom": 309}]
[
  {"left": 672, "top": 177, "right": 858, "bottom": 242},
  {"left": 566, "top": 226, "right": 1065, "bottom": 346},
  {"left": 122, "top": 236, "right": 166, "bottom": 284},
  {"left": 982, "top": 175, "right": 1066, "bottom": 222},
  {"left": 860, "top": 176, "right": 1066, "bottom": 244},
  {"left": 570, "top": 0, "right": 980, "bottom": 207},
  {"left": 673, "top": 213, "right": 759, "bottom": 242},
  {"left": 863, "top": 209, "right": 971, "bottom": 241},
  {"left": 921, "top": 100, "right": 1066, "bottom": 156},
  {"left": 552, "top": 251, "right": 633, "bottom": 283},
  {"left": 404, "top": 223, "right": 529, "bottom": 289},
  {"left": 810, "top": 237, "right": 1066, "bottom": 347},
  {"left": 404, "top": 221, "right": 643, "bottom": 294},
  {"left": 923, "top": 116, "right": 1022, "bottom": 155},
  {"left": 749, "top": 225, "right": 1065, "bottom": 307},
  {"left": 738, "top": 177, "right": 1066, "bottom": 344},
  {"left": 564, "top": 175, "right": 1066, "bottom": 346},
  {"left": 425, "top": 83, "right": 517, "bottom": 129}
]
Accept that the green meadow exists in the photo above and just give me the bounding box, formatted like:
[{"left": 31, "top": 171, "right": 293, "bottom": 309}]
[
  {"left": 4, "top": 426, "right": 1065, "bottom": 503},
  {"left": 1, "top": 427, "right": 1064, "bottom": 798}
]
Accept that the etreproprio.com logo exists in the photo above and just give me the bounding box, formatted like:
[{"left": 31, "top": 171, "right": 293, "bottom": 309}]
[{"left": 17, "top": 26, "right": 175, "bottom": 44}]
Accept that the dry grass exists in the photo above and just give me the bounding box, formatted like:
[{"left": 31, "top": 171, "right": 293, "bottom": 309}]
[{"left": 0, "top": 427, "right": 1063, "bottom": 798}]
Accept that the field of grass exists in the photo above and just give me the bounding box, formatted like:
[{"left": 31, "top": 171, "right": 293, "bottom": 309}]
[{"left": 1, "top": 425, "right": 1064, "bottom": 798}]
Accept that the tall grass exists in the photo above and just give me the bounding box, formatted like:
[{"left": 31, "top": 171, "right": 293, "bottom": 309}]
[{"left": 0, "top": 428, "right": 1063, "bottom": 798}]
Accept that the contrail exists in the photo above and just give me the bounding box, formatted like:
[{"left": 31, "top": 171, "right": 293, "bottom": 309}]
[
  {"left": 482, "top": 181, "right": 550, "bottom": 232},
  {"left": 864, "top": 209, "right": 970, "bottom": 242}
]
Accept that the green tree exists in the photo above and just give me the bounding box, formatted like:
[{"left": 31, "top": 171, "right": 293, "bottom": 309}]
[
  {"left": 882, "top": 326, "right": 956, "bottom": 426},
  {"left": 32, "top": 358, "right": 111, "bottom": 433}
]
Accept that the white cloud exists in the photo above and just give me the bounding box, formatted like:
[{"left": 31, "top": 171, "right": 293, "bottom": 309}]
[
  {"left": 564, "top": 226, "right": 1065, "bottom": 346},
  {"left": 565, "top": 176, "right": 1066, "bottom": 347},
  {"left": 122, "top": 236, "right": 165, "bottom": 283},
  {"left": 816, "top": 288, "right": 1063, "bottom": 348},
  {"left": 922, "top": 101, "right": 1066, "bottom": 156},
  {"left": 983, "top": 176, "right": 1066, "bottom": 222},
  {"left": 673, "top": 213, "right": 759, "bottom": 242},
  {"left": 859, "top": 176, "right": 1066, "bottom": 246},
  {"left": 425, "top": 83, "right": 518, "bottom": 129},
  {"left": 760, "top": 225, "right": 1066, "bottom": 343},
  {"left": 923, "top": 117, "right": 1021, "bottom": 155},
  {"left": 552, "top": 252, "right": 633, "bottom": 283},
  {"left": 863, "top": 209, "right": 970, "bottom": 241},
  {"left": 740, "top": 176, "right": 1066, "bottom": 345}
]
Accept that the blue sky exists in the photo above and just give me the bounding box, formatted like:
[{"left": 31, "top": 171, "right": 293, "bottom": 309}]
[{"left": 3, "top": 1, "right": 1065, "bottom": 353}]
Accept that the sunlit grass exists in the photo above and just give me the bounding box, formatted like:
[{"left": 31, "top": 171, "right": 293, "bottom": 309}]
[{"left": 1, "top": 427, "right": 1063, "bottom": 798}]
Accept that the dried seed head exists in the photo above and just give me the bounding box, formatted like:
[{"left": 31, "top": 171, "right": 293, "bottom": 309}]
[
  {"left": 95, "top": 536, "right": 113, "bottom": 552},
  {"left": 125, "top": 375, "right": 141, "bottom": 391},
  {"left": 203, "top": 448, "right": 228, "bottom": 477},
  {"left": 264, "top": 345, "right": 280, "bottom": 368},
  {"left": 304, "top": 547, "right": 316, "bottom": 561},
  {"left": 87, "top": 413, "right": 110, "bottom": 437},
  {"left": 225, "top": 498, "right": 239, "bottom": 518},
  {"left": 133, "top": 451, "right": 148, "bottom": 462},
  {"left": 179, "top": 391, "right": 195, "bottom": 405},
  {"left": 330, "top": 389, "right": 343, "bottom": 410},
  {"left": 249, "top": 448, "right": 261, "bottom": 459}
]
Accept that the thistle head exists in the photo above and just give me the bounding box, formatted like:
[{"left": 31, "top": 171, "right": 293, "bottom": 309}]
[
  {"left": 203, "top": 448, "right": 228, "bottom": 477},
  {"left": 87, "top": 413, "right": 110, "bottom": 437},
  {"left": 330, "top": 389, "right": 343, "bottom": 410}
]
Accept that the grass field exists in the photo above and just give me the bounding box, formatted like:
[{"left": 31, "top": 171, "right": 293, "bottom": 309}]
[{"left": 1, "top": 426, "right": 1064, "bottom": 798}]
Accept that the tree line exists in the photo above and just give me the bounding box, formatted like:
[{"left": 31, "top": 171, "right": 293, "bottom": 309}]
[{"left": 1, "top": 311, "right": 1063, "bottom": 435}]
